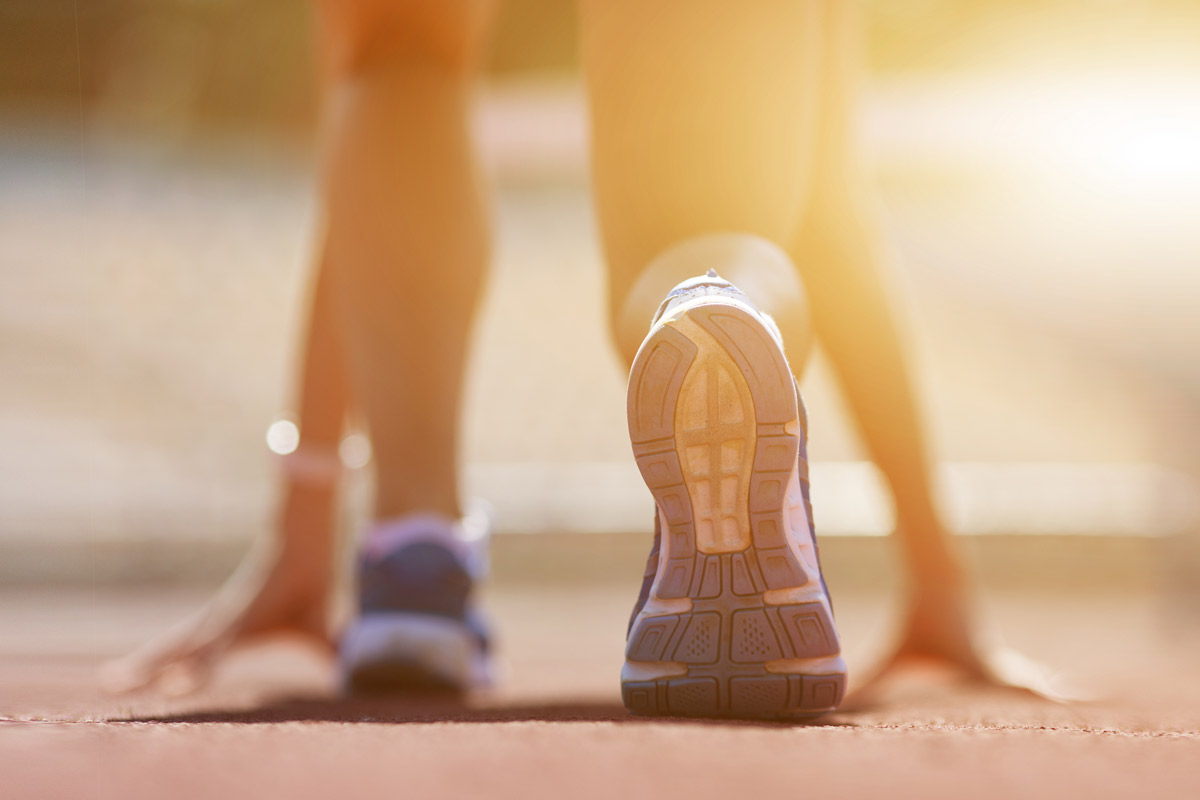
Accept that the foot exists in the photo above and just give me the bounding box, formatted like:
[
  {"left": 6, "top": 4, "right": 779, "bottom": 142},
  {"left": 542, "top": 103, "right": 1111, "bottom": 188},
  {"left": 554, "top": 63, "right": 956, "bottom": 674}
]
[
  {"left": 621, "top": 272, "right": 846, "bottom": 719},
  {"left": 339, "top": 505, "right": 494, "bottom": 694}
]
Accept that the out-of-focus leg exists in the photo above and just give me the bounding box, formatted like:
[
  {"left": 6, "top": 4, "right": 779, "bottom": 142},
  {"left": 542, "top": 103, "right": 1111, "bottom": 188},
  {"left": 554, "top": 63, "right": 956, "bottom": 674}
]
[
  {"left": 318, "top": 0, "right": 495, "bottom": 520},
  {"left": 104, "top": 0, "right": 498, "bottom": 695}
]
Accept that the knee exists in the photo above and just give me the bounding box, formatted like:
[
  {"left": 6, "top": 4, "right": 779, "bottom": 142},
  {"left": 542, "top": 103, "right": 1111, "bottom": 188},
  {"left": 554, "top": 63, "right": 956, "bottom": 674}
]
[{"left": 318, "top": 0, "right": 494, "bottom": 79}]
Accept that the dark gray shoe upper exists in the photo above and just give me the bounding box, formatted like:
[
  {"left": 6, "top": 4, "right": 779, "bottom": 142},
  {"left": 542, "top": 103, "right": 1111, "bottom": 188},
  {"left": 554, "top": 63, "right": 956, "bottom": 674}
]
[{"left": 358, "top": 539, "right": 491, "bottom": 650}]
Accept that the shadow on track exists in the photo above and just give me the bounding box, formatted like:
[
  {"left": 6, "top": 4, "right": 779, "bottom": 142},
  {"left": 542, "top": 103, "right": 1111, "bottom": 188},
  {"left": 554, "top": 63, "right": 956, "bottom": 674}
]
[{"left": 124, "top": 694, "right": 858, "bottom": 728}]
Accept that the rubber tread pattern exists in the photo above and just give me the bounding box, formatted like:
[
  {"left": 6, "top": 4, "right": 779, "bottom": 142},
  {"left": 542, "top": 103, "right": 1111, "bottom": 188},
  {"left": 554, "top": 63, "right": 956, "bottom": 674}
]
[{"left": 622, "top": 672, "right": 846, "bottom": 718}]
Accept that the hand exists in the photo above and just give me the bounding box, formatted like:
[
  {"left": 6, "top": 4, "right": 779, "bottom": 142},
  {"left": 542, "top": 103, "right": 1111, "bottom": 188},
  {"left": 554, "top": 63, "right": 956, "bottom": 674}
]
[
  {"left": 101, "top": 487, "right": 336, "bottom": 695},
  {"left": 852, "top": 582, "right": 1083, "bottom": 703}
]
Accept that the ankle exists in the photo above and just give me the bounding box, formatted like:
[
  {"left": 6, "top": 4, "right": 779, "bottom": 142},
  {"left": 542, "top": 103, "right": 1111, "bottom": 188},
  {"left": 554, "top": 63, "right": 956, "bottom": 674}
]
[{"left": 373, "top": 482, "right": 461, "bottom": 522}]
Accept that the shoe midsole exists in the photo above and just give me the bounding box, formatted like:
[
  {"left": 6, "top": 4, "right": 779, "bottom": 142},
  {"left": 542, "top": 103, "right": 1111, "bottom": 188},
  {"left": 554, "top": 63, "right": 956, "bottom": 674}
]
[{"left": 340, "top": 613, "right": 488, "bottom": 689}]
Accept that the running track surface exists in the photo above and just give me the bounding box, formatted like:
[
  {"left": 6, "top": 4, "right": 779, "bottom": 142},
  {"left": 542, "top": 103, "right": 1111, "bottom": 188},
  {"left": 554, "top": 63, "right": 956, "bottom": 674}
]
[{"left": 3, "top": 584, "right": 1198, "bottom": 799}]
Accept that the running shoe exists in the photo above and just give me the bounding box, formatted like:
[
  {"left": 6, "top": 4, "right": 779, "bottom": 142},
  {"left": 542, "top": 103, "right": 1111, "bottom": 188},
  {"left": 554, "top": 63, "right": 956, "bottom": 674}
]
[
  {"left": 622, "top": 271, "right": 846, "bottom": 719},
  {"left": 339, "top": 504, "right": 493, "bottom": 693}
]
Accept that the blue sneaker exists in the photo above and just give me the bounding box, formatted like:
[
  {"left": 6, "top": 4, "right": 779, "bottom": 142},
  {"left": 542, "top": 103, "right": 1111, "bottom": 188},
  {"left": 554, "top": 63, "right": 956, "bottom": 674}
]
[
  {"left": 622, "top": 272, "right": 846, "bottom": 719},
  {"left": 339, "top": 505, "right": 493, "bottom": 693}
]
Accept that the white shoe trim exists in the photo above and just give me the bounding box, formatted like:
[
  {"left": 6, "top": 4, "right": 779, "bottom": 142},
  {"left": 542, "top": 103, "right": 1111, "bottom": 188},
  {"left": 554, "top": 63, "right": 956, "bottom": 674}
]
[{"left": 339, "top": 612, "right": 491, "bottom": 691}]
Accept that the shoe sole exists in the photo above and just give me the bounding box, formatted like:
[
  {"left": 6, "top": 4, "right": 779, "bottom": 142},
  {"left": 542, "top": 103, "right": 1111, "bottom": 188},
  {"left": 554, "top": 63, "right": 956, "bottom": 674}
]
[
  {"left": 623, "top": 297, "right": 846, "bottom": 719},
  {"left": 340, "top": 613, "right": 489, "bottom": 694}
]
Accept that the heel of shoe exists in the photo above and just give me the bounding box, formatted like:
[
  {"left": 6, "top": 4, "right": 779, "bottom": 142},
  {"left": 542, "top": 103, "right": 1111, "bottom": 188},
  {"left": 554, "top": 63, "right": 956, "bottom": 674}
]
[
  {"left": 623, "top": 668, "right": 846, "bottom": 719},
  {"left": 624, "top": 296, "right": 845, "bottom": 719},
  {"left": 340, "top": 613, "right": 489, "bottom": 693},
  {"left": 623, "top": 600, "right": 846, "bottom": 718}
]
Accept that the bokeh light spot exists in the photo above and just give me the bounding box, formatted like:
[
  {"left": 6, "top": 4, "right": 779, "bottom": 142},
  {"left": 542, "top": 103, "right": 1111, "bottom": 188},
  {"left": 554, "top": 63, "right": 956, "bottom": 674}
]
[
  {"left": 266, "top": 419, "right": 300, "bottom": 455},
  {"left": 339, "top": 433, "right": 373, "bottom": 469}
]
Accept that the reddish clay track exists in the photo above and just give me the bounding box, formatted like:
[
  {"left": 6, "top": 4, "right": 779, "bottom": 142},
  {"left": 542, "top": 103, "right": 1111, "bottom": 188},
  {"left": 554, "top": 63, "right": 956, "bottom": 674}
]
[{"left": 3, "top": 586, "right": 1198, "bottom": 799}]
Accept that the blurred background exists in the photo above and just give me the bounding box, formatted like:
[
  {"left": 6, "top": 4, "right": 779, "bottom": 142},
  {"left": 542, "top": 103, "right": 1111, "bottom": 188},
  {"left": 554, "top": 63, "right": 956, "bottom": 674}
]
[{"left": 2, "top": 0, "right": 1200, "bottom": 691}]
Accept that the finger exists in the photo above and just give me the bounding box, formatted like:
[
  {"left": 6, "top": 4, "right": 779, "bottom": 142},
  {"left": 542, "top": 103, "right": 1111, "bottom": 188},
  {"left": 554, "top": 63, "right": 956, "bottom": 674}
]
[
  {"left": 156, "top": 658, "right": 212, "bottom": 697},
  {"left": 983, "top": 647, "right": 1094, "bottom": 704},
  {"left": 99, "top": 638, "right": 192, "bottom": 694},
  {"left": 99, "top": 623, "right": 225, "bottom": 695},
  {"left": 98, "top": 654, "right": 157, "bottom": 694},
  {"left": 154, "top": 628, "right": 239, "bottom": 696}
]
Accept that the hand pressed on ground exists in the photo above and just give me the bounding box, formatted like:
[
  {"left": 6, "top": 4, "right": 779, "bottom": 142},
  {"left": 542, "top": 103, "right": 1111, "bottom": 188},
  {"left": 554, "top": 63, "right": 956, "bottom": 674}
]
[
  {"left": 848, "top": 568, "right": 1084, "bottom": 704},
  {"left": 101, "top": 486, "right": 336, "bottom": 695}
]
